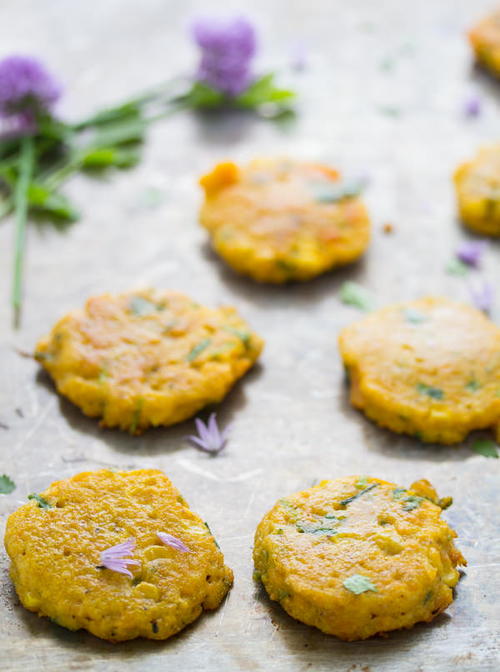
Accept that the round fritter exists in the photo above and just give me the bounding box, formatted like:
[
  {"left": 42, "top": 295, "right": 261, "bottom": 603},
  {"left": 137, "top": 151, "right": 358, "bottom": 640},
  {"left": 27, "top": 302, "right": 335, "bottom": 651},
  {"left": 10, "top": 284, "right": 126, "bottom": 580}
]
[
  {"left": 454, "top": 144, "right": 500, "bottom": 236},
  {"left": 4, "top": 469, "right": 233, "bottom": 642},
  {"left": 469, "top": 9, "right": 500, "bottom": 78},
  {"left": 338, "top": 296, "right": 500, "bottom": 444},
  {"left": 253, "top": 475, "right": 465, "bottom": 641},
  {"left": 199, "top": 159, "right": 371, "bottom": 283},
  {"left": 35, "top": 290, "right": 263, "bottom": 433}
]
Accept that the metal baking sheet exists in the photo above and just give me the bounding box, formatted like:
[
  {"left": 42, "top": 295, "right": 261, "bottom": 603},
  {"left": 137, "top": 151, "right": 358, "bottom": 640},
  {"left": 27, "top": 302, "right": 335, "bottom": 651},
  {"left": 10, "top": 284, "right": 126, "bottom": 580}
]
[{"left": 0, "top": 1, "right": 498, "bottom": 670}]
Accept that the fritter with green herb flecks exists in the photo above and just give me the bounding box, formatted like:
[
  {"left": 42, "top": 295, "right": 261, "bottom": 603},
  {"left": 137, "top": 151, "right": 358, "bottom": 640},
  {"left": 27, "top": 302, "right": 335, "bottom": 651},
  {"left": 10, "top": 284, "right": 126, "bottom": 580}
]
[
  {"left": 338, "top": 296, "right": 500, "bottom": 444},
  {"left": 5, "top": 469, "right": 233, "bottom": 641},
  {"left": 253, "top": 475, "right": 465, "bottom": 641},
  {"left": 35, "top": 290, "right": 263, "bottom": 433},
  {"left": 199, "top": 158, "right": 371, "bottom": 283},
  {"left": 454, "top": 144, "right": 500, "bottom": 236}
]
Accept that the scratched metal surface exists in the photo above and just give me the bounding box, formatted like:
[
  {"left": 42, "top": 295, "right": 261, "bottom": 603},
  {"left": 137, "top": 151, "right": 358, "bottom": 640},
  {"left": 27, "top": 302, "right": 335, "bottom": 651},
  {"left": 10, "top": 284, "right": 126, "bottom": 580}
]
[{"left": 0, "top": 0, "right": 499, "bottom": 670}]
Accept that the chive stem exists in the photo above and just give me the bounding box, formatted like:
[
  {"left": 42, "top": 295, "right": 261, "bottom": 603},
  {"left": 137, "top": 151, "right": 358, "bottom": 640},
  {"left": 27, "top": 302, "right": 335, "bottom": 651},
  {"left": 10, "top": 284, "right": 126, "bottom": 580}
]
[{"left": 12, "top": 135, "right": 34, "bottom": 328}]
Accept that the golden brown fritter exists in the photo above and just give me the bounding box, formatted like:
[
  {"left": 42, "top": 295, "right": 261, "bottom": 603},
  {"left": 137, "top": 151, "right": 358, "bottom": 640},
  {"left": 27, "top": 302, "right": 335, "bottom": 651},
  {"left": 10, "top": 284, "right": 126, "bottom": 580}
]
[{"left": 5, "top": 469, "right": 233, "bottom": 642}]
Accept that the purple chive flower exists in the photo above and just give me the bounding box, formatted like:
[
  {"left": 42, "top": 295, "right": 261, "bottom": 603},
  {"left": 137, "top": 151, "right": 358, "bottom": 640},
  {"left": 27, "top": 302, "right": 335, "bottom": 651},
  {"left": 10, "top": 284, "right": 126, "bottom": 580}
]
[
  {"left": 470, "top": 280, "right": 494, "bottom": 313},
  {"left": 99, "top": 538, "right": 140, "bottom": 578},
  {"left": 187, "top": 412, "right": 230, "bottom": 455},
  {"left": 192, "top": 16, "right": 256, "bottom": 96},
  {"left": 464, "top": 95, "right": 481, "bottom": 119},
  {"left": 157, "top": 532, "right": 191, "bottom": 553},
  {"left": 0, "top": 55, "right": 61, "bottom": 131},
  {"left": 456, "top": 240, "right": 488, "bottom": 267}
]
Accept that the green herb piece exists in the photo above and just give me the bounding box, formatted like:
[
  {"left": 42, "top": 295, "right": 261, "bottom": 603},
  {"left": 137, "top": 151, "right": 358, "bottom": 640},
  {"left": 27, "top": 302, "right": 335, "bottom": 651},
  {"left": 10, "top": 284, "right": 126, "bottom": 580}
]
[
  {"left": 339, "top": 282, "right": 373, "bottom": 311},
  {"left": 276, "top": 589, "right": 291, "bottom": 600},
  {"left": 0, "top": 474, "right": 16, "bottom": 494},
  {"left": 178, "top": 82, "right": 225, "bottom": 108},
  {"left": 80, "top": 146, "right": 140, "bottom": 169},
  {"left": 186, "top": 338, "right": 211, "bottom": 362},
  {"left": 378, "top": 105, "right": 401, "bottom": 117},
  {"left": 129, "top": 398, "right": 144, "bottom": 434},
  {"left": 28, "top": 493, "right": 52, "bottom": 509},
  {"left": 446, "top": 258, "right": 469, "bottom": 276},
  {"left": 404, "top": 308, "right": 428, "bottom": 324},
  {"left": 416, "top": 383, "right": 444, "bottom": 400},
  {"left": 310, "top": 178, "right": 366, "bottom": 204},
  {"left": 223, "top": 326, "right": 252, "bottom": 349},
  {"left": 129, "top": 296, "right": 158, "bottom": 316},
  {"left": 355, "top": 476, "right": 369, "bottom": 489},
  {"left": 296, "top": 521, "right": 338, "bottom": 536},
  {"left": 393, "top": 488, "right": 424, "bottom": 511},
  {"left": 471, "top": 439, "right": 498, "bottom": 459},
  {"left": 340, "top": 483, "right": 378, "bottom": 507},
  {"left": 203, "top": 521, "right": 220, "bottom": 549},
  {"left": 402, "top": 495, "right": 424, "bottom": 511},
  {"left": 343, "top": 574, "right": 377, "bottom": 595},
  {"left": 465, "top": 380, "right": 481, "bottom": 392}
]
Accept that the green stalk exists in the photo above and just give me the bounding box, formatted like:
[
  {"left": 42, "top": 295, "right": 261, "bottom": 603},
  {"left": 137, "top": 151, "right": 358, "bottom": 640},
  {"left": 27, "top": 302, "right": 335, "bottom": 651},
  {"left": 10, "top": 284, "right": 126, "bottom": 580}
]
[{"left": 12, "top": 135, "right": 35, "bottom": 328}]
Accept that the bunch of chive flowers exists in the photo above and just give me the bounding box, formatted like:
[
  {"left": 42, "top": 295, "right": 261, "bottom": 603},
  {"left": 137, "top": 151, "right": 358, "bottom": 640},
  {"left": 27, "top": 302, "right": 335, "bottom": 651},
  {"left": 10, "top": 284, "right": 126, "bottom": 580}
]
[
  {"left": 182, "top": 15, "right": 295, "bottom": 115},
  {"left": 0, "top": 15, "right": 296, "bottom": 327}
]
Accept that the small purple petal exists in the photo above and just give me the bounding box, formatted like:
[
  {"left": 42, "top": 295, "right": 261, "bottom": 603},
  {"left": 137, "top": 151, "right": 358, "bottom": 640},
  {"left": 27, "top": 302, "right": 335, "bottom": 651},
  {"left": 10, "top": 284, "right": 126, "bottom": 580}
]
[
  {"left": 157, "top": 531, "right": 190, "bottom": 553},
  {"left": 470, "top": 280, "right": 494, "bottom": 313},
  {"left": 456, "top": 240, "right": 488, "bottom": 267},
  {"left": 100, "top": 538, "right": 140, "bottom": 577},
  {"left": 290, "top": 42, "right": 308, "bottom": 71},
  {"left": 191, "top": 16, "right": 257, "bottom": 96},
  {"left": 0, "top": 55, "right": 61, "bottom": 129},
  {"left": 463, "top": 96, "right": 481, "bottom": 119},
  {"left": 186, "top": 413, "right": 229, "bottom": 454}
]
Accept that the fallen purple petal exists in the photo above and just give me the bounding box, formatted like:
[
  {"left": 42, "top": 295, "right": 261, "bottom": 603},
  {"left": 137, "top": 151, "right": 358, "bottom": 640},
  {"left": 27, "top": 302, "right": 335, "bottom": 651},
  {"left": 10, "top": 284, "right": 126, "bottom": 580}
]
[
  {"left": 463, "top": 95, "right": 481, "bottom": 118},
  {"left": 187, "top": 412, "right": 230, "bottom": 454},
  {"left": 99, "top": 538, "right": 140, "bottom": 578},
  {"left": 470, "top": 280, "right": 494, "bottom": 313},
  {"left": 157, "top": 531, "right": 191, "bottom": 553},
  {"left": 456, "top": 240, "right": 488, "bottom": 267},
  {"left": 192, "top": 16, "right": 257, "bottom": 96}
]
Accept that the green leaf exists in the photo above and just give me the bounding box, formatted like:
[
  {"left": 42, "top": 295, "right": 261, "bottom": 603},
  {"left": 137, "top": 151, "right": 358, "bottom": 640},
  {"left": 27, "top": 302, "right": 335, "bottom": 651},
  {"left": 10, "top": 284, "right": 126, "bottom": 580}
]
[
  {"left": 0, "top": 474, "right": 15, "bottom": 494},
  {"left": 27, "top": 183, "right": 80, "bottom": 222},
  {"left": 90, "top": 117, "right": 146, "bottom": 148},
  {"left": 343, "top": 574, "right": 377, "bottom": 595},
  {"left": 402, "top": 495, "right": 424, "bottom": 511},
  {"left": 296, "top": 520, "right": 338, "bottom": 536},
  {"left": 471, "top": 439, "right": 498, "bottom": 458},
  {"left": 80, "top": 147, "right": 140, "bottom": 169},
  {"left": 223, "top": 326, "right": 252, "bottom": 348},
  {"left": 236, "top": 74, "right": 295, "bottom": 108},
  {"left": 446, "top": 258, "right": 469, "bottom": 276},
  {"left": 186, "top": 338, "right": 211, "bottom": 362},
  {"left": 28, "top": 493, "right": 52, "bottom": 509},
  {"left": 129, "top": 296, "right": 158, "bottom": 316},
  {"left": 179, "top": 82, "right": 225, "bottom": 109},
  {"left": 416, "top": 383, "right": 444, "bottom": 400},
  {"left": 339, "top": 282, "right": 374, "bottom": 311}
]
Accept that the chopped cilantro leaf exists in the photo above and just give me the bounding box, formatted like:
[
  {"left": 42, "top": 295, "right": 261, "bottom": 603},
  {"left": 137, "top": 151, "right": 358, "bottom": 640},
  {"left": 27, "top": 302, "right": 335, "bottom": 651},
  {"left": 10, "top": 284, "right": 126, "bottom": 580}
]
[
  {"left": 339, "top": 282, "right": 373, "bottom": 311},
  {"left": 446, "top": 259, "right": 469, "bottom": 276},
  {"left": 416, "top": 383, "right": 444, "bottom": 400},
  {"left": 343, "top": 574, "right": 377, "bottom": 594},
  {"left": 129, "top": 296, "right": 158, "bottom": 316},
  {"left": 465, "top": 380, "right": 481, "bottom": 392},
  {"left": 310, "top": 178, "right": 366, "bottom": 203},
  {"left": 186, "top": 339, "right": 211, "bottom": 362},
  {"left": 0, "top": 474, "right": 15, "bottom": 494},
  {"left": 28, "top": 493, "right": 52, "bottom": 509},
  {"left": 203, "top": 521, "right": 220, "bottom": 548}
]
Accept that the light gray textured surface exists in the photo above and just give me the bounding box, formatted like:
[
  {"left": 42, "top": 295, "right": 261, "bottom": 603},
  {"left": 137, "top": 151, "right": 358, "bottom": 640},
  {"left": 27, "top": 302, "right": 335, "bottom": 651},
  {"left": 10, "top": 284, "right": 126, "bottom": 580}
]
[{"left": 0, "top": 1, "right": 499, "bottom": 670}]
